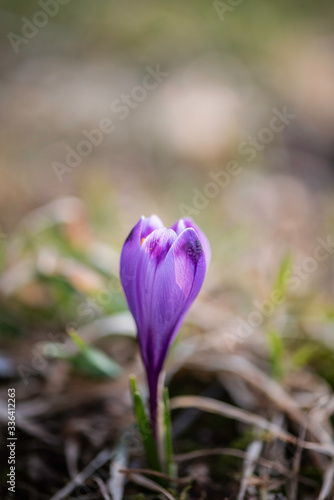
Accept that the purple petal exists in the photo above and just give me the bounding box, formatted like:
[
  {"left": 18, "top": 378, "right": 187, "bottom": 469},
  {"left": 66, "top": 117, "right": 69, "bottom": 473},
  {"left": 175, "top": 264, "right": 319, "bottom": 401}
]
[
  {"left": 139, "top": 227, "right": 206, "bottom": 430},
  {"left": 120, "top": 215, "right": 165, "bottom": 321},
  {"left": 171, "top": 218, "right": 211, "bottom": 266},
  {"left": 152, "top": 227, "right": 206, "bottom": 373},
  {"left": 120, "top": 217, "right": 144, "bottom": 319},
  {"left": 141, "top": 215, "right": 164, "bottom": 239},
  {"left": 135, "top": 228, "right": 177, "bottom": 365}
]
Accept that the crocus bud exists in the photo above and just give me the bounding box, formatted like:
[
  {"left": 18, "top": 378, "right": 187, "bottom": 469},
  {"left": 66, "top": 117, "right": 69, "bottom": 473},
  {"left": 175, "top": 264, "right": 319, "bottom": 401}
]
[{"left": 120, "top": 215, "right": 210, "bottom": 432}]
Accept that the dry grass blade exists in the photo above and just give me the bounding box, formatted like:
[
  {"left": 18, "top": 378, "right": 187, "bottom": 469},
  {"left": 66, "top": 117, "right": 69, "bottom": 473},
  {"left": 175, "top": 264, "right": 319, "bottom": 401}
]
[
  {"left": 174, "top": 448, "right": 317, "bottom": 488},
  {"left": 124, "top": 472, "right": 176, "bottom": 500},
  {"left": 237, "top": 440, "right": 263, "bottom": 500},
  {"left": 119, "top": 468, "right": 192, "bottom": 485},
  {"left": 170, "top": 396, "right": 334, "bottom": 457},
  {"left": 186, "top": 353, "right": 333, "bottom": 443},
  {"left": 289, "top": 422, "right": 306, "bottom": 500},
  {"left": 80, "top": 312, "right": 136, "bottom": 342},
  {"left": 0, "top": 401, "right": 57, "bottom": 445},
  {"left": 0, "top": 257, "right": 34, "bottom": 296},
  {"left": 14, "top": 357, "right": 143, "bottom": 418},
  {"left": 318, "top": 461, "right": 334, "bottom": 500},
  {"left": 49, "top": 448, "right": 114, "bottom": 500},
  {"left": 108, "top": 446, "right": 128, "bottom": 500},
  {"left": 92, "top": 476, "right": 111, "bottom": 500},
  {"left": 65, "top": 438, "right": 80, "bottom": 479}
]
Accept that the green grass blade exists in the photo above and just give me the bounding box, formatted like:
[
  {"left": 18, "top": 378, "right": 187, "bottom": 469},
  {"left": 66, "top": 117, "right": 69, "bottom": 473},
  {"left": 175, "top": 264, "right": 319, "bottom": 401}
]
[
  {"left": 266, "top": 326, "right": 284, "bottom": 380},
  {"left": 273, "top": 251, "right": 294, "bottom": 299},
  {"left": 68, "top": 329, "right": 122, "bottom": 378},
  {"left": 163, "top": 387, "right": 176, "bottom": 478},
  {"left": 129, "top": 375, "right": 161, "bottom": 472}
]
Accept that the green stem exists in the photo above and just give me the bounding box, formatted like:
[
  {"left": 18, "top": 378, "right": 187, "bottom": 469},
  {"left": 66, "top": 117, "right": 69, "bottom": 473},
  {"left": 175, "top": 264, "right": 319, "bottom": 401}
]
[{"left": 129, "top": 375, "right": 161, "bottom": 472}]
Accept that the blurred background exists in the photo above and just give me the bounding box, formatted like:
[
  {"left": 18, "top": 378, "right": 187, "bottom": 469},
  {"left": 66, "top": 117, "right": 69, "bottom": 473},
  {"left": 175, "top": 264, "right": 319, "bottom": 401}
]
[
  {"left": 1, "top": 0, "right": 334, "bottom": 231},
  {"left": 1, "top": 1, "right": 334, "bottom": 498}
]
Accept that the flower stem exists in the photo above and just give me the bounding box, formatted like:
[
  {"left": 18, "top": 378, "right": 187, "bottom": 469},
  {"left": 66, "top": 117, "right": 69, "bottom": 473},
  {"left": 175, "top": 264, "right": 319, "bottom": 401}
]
[{"left": 129, "top": 375, "right": 161, "bottom": 472}]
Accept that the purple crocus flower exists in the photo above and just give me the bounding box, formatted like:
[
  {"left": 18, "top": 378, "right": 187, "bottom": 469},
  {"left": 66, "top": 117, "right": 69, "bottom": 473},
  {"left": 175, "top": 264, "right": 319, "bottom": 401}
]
[{"left": 120, "top": 215, "right": 210, "bottom": 433}]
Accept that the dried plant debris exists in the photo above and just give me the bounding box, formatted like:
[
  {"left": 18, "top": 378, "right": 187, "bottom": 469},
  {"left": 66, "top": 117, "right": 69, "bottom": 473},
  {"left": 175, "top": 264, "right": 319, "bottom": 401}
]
[{"left": 1, "top": 197, "right": 334, "bottom": 500}]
